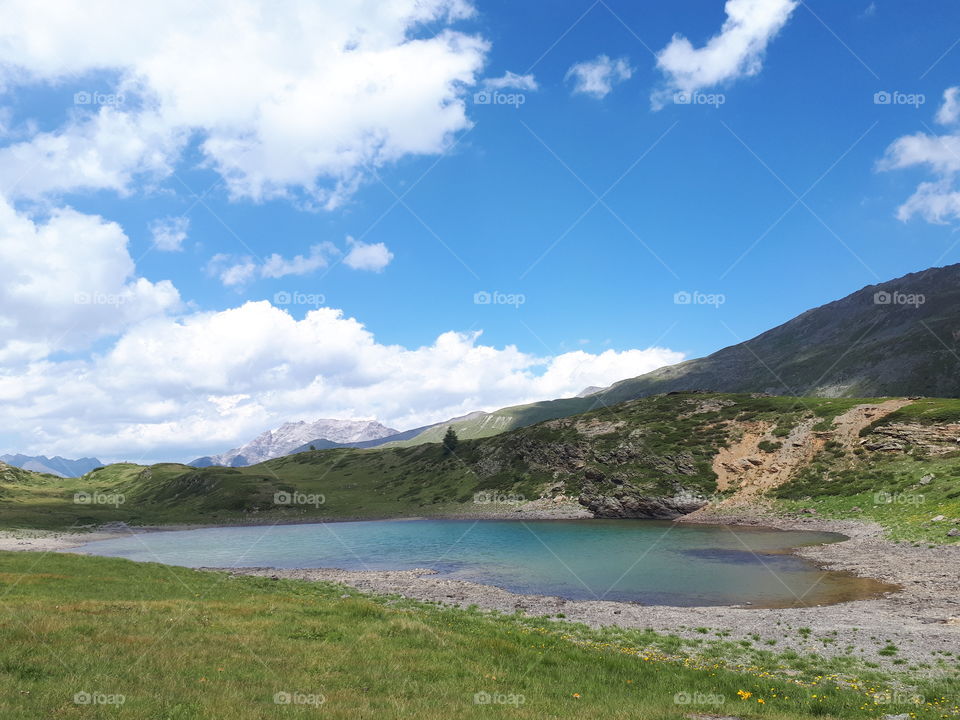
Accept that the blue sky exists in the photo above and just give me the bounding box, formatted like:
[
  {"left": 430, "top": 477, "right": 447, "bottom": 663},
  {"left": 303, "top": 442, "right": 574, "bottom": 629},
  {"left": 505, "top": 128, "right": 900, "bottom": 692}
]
[{"left": 1, "top": 0, "right": 959, "bottom": 461}]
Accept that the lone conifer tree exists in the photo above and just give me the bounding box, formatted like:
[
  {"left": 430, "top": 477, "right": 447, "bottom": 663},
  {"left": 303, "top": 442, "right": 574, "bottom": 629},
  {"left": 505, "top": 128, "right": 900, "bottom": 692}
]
[{"left": 442, "top": 426, "right": 459, "bottom": 455}]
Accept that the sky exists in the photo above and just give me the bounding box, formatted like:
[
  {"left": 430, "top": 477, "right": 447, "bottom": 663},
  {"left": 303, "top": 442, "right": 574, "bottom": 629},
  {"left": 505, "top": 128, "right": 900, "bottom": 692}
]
[{"left": 1, "top": 0, "right": 959, "bottom": 463}]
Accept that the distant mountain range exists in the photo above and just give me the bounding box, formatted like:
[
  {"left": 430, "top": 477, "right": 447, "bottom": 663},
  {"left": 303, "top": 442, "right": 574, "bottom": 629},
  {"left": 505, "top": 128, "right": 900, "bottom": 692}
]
[
  {"left": 0, "top": 454, "right": 103, "bottom": 478},
  {"left": 190, "top": 264, "right": 960, "bottom": 465},
  {"left": 189, "top": 419, "right": 399, "bottom": 467}
]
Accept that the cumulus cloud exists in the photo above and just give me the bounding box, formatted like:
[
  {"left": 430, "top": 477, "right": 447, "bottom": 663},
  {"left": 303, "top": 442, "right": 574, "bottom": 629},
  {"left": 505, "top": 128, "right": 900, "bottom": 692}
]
[
  {"left": 565, "top": 55, "right": 633, "bottom": 99},
  {"left": 482, "top": 71, "right": 538, "bottom": 91},
  {"left": 879, "top": 89, "right": 960, "bottom": 223},
  {"left": 935, "top": 86, "right": 960, "bottom": 126},
  {"left": 0, "top": 109, "right": 184, "bottom": 199},
  {"left": 0, "top": 1, "right": 688, "bottom": 464},
  {"left": 343, "top": 238, "right": 394, "bottom": 272},
  {"left": 150, "top": 216, "right": 189, "bottom": 251},
  {"left": 0, "top": 0, "right": 488, "bottom": 207},
  {"left": 0, "top": 198, "right": 179, "bottom": 362},
  {"left": 652, "top": 0, "right": 798, "bottom": 109},
  {"left": 0, "top": 301, "right": 684, "bottom": 461}
]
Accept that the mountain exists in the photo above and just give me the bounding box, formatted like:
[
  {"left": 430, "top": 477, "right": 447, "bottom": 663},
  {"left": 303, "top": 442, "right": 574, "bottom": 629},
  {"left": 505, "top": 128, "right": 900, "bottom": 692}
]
[
  {"left": 391, "top": 264, "right": 960, "bottom": 447},
  {"left": 599, "top": 263, "right": 960, "bottom": 401},
  {"left": 0, "top": 454, "right": 103, "bottom": 478},
  {"left": 190, "top": 419, "right": 399, "bottom": 467}
]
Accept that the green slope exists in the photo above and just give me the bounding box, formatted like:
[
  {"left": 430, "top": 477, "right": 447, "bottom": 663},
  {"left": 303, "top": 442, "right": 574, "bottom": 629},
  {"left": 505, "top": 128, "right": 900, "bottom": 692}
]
[
  {"left": 2, "top": 392, "right": 958, "bottom": 541},
  {"left": 393, "top": 264, "right": 960, "bottom": 448}
]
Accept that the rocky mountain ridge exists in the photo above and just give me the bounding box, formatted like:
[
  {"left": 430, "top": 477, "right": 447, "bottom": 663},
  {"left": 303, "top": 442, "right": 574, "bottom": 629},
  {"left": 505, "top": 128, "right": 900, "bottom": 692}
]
[{"left": 190, "top": 418, "right": 398, "bottom": 467}]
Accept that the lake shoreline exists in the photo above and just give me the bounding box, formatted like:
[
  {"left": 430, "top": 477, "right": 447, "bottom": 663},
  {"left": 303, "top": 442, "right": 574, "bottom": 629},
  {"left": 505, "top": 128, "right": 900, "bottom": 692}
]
[
  {"left": 209, "top": 510, "right": 959, "bottom": 667},
  {"left": 1, "top": 510, "right": 957, "bottom": 667}
]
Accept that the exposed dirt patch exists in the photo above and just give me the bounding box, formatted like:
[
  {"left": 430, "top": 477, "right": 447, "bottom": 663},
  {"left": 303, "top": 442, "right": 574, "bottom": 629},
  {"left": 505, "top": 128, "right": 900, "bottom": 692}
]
[
  {"left": 709, "top": 400, "right": 913, "bottom": 506},
  {"left": 831, "top": 398, "right": 913, "bottom": 451}
]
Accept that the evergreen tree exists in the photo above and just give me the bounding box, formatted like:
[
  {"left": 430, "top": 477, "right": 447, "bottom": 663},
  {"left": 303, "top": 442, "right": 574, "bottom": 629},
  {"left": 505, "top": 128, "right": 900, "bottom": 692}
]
[{"left": 442, "top": 427, "right": 459, "bottom": 455}]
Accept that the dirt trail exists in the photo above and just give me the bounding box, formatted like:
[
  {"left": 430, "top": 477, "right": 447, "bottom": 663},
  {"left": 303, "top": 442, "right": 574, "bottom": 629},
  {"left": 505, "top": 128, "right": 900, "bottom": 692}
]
[{"left": 710, "top": 399, "right": 912, "bottom": 505}]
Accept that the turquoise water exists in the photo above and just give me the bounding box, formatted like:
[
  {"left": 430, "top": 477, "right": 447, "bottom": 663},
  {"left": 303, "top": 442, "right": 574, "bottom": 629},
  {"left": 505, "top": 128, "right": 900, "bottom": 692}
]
[{"left": 77, "top": 519, "right": 891, "bottom": 607}]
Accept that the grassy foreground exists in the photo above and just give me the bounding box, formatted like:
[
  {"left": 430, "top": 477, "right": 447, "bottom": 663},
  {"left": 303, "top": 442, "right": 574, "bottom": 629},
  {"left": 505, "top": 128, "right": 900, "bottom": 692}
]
[{"left": 0, "top": 551, "right": 957, "bottom": 719}]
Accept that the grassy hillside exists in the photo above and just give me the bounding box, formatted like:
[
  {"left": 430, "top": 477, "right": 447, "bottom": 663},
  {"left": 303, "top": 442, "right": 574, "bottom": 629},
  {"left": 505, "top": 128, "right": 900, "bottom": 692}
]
[
  {"left": 772, "top": 398, "right": 960, "bottom": 542},
  {"left": 385, "top": 396, "right": 605, "bottom": 446},
  {"left": 2, "top": 392, "right": 957, "bottom": 542},
  {"left": 387, "top": 265, "right": 960, "bottom": 450},
  {"left": 0, "top": 550, "right": 956, "bottom": 719},
  {"left": 0, "top": 393, "right": 831, "bottom": 528}
]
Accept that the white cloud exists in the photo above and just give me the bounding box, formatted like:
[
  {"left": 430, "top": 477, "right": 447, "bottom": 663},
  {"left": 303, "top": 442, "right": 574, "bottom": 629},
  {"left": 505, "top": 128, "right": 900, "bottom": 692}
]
[
  {"left": 206, "top": 254, "right": 258, "bottom": 288},
  {"left": 262, "top": 243, "right": 339, "bottom": 279},
  {"left": 0, "top": 109, "right": 184, "bottom": 199},
  {"left": 0, "top": 197, "right": 179, "bottom": 362},
  {"left": 565, "top": 55, "right": 633, "bottom": 99},
  {"left": 935, "top": 86, "right": 960, "bottom": 126},
  {"left": 150, "top": 216, "right": 189, "bottom": 251},
  {"left": 0, "top": 0, "right": 488, "bottom": 207},
  {"left": 482, "top": 71, "right": 538, "bottom": 91},
  {"left": 343, "top": 238, "right": 394, "bottom": 272},
  {"left": 208, "top": 238, "right": 391, "bottom": 287},
  {"left": 652, "top": 0, "right": 798, "bottom": 109},
  {"left": 879, "top": 89, "right": 960, "bottom": 224},
  {"left": 0, "top": 301, "right": 684, "bottom": 461}
]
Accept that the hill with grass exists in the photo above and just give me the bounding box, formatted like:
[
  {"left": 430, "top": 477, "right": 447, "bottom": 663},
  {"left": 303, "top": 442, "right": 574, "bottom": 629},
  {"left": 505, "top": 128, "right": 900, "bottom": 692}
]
[
  {"left": 386, "top": 264, "right": 960, "bottom": 449},
  {"left": 2, "top": 393, "right": 958, "bottom": 543}
]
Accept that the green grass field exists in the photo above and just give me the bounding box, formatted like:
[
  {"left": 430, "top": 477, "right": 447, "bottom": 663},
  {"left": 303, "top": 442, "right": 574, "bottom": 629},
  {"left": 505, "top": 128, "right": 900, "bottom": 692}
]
[{"left": 0, "top": 550, "right": 956, "bottom": 719}]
